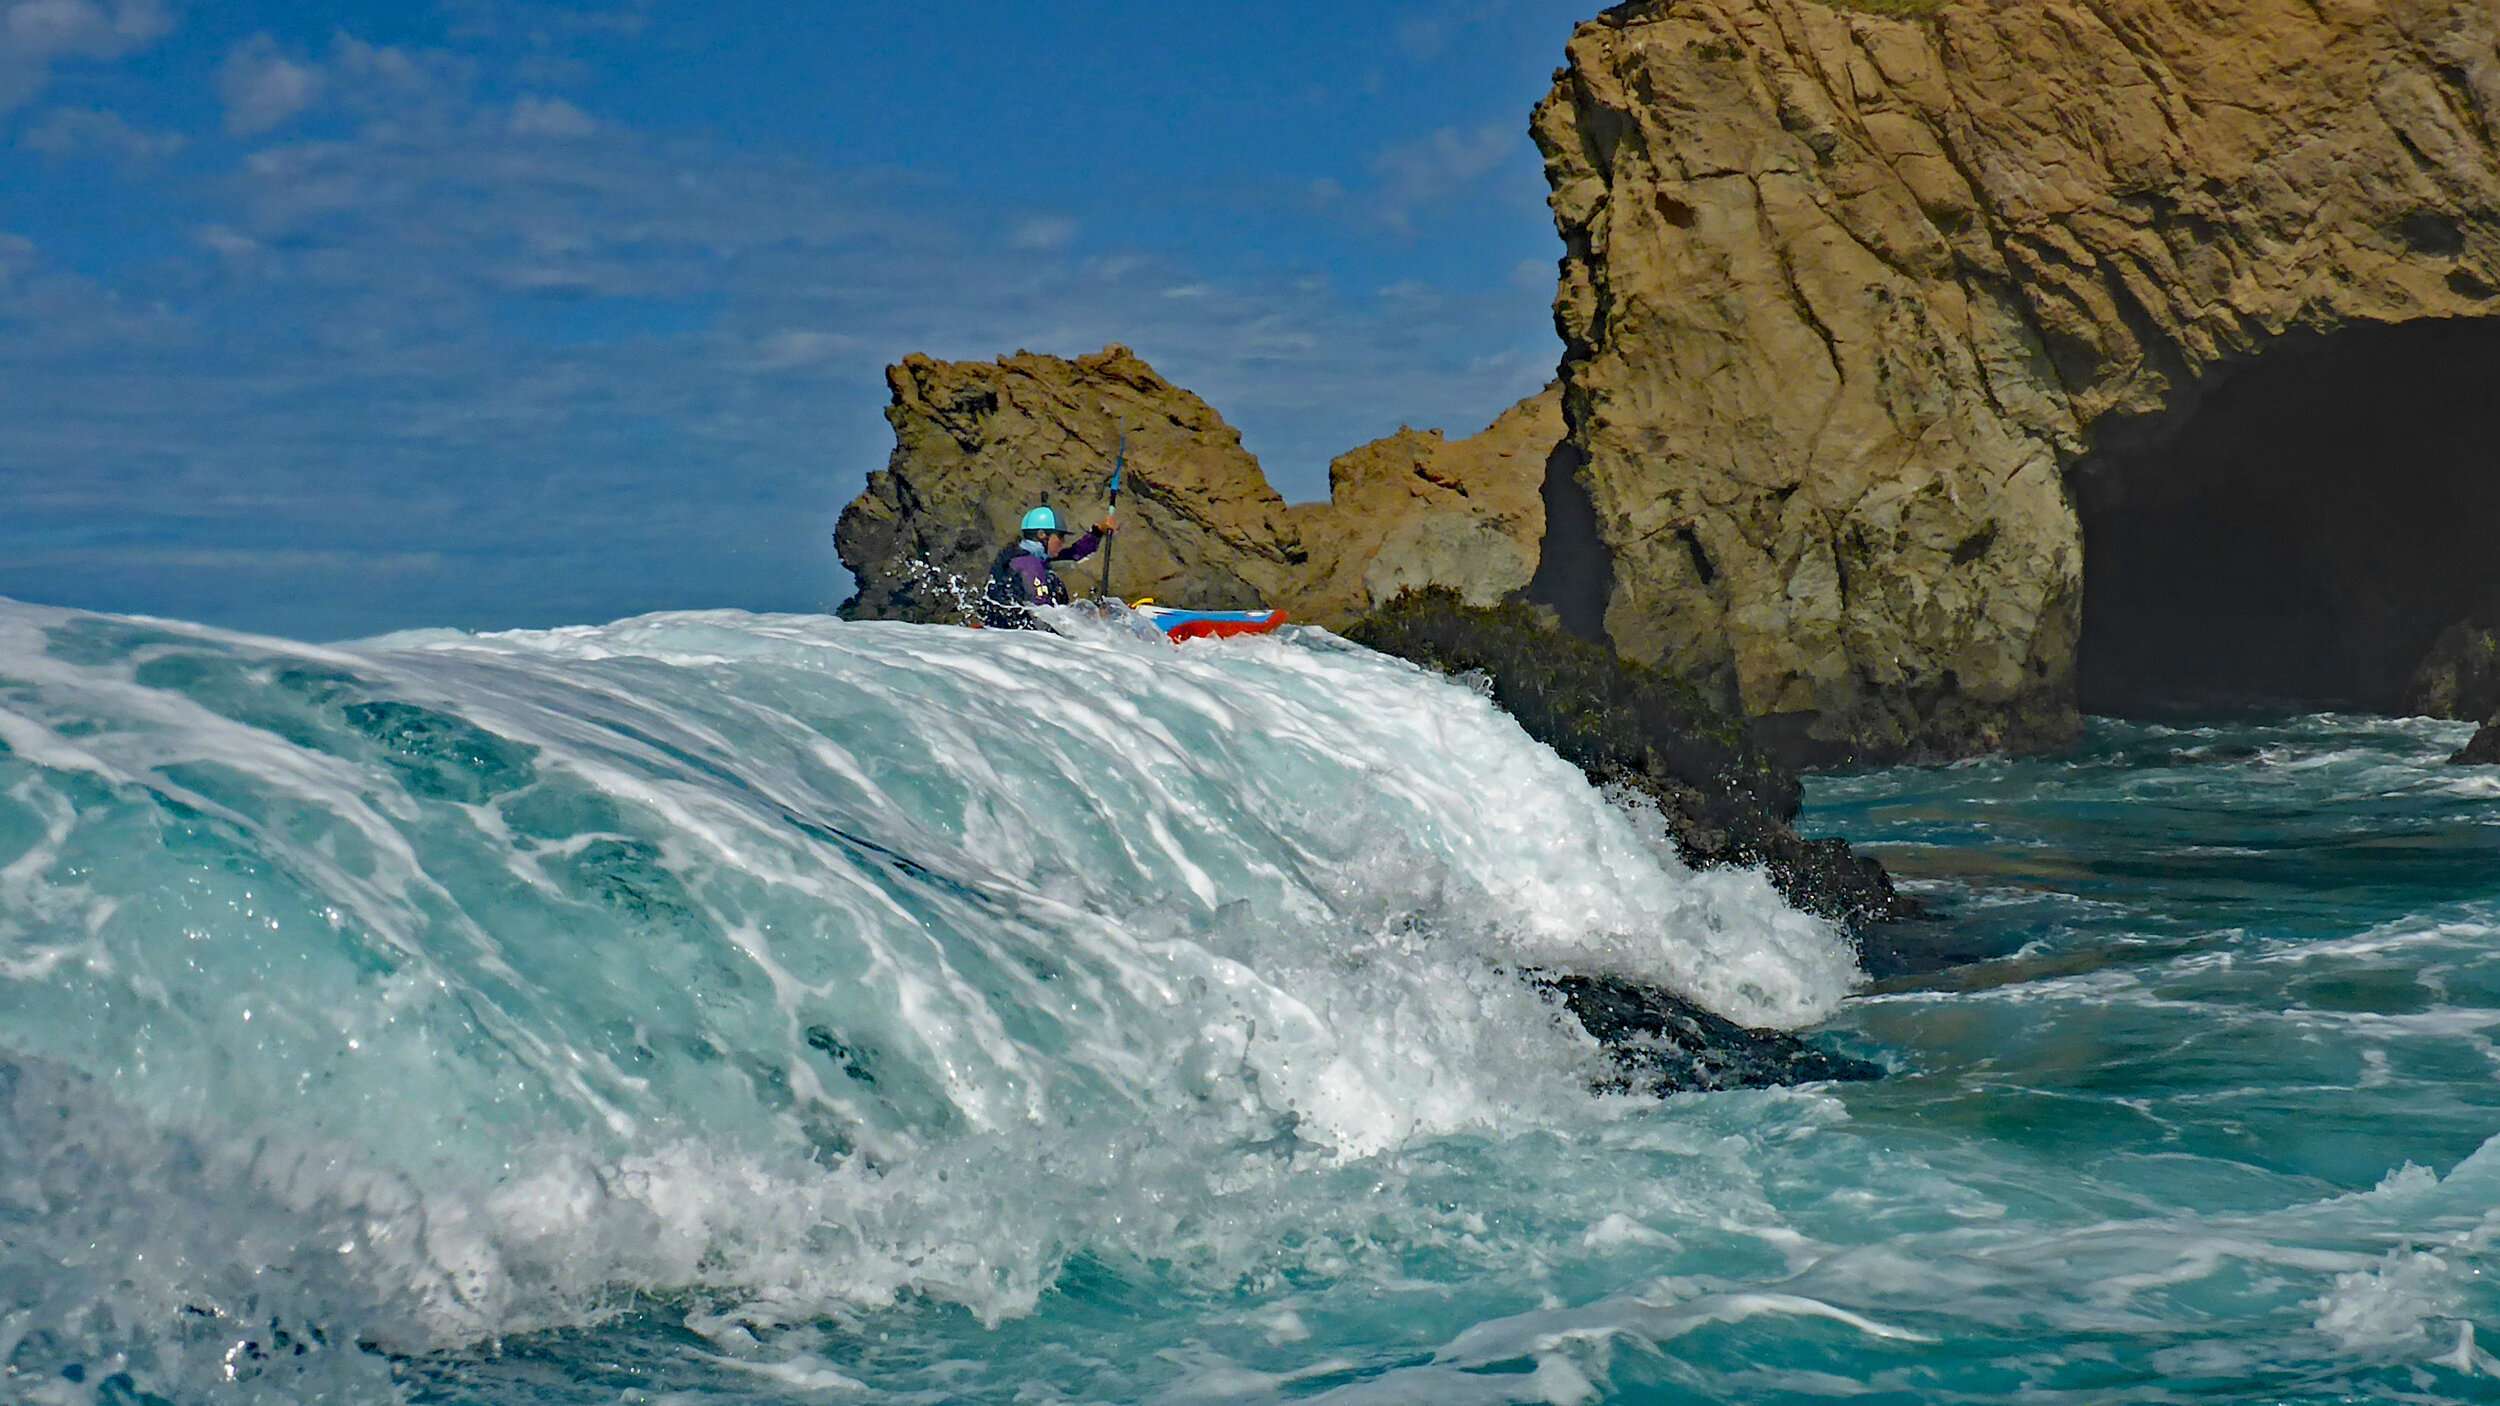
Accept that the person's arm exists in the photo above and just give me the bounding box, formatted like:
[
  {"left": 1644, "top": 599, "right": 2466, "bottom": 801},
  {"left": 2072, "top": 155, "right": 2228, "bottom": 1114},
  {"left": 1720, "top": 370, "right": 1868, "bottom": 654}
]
[{"left": 1053, "top": 517, "right": 1116, "bottom": 563}]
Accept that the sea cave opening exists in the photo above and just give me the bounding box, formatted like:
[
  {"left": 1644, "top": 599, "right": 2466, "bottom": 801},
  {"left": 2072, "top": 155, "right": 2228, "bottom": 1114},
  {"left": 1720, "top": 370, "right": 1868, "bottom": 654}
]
[{"left": 2075, "top": 317, "right": 2500, "bottom": 718}]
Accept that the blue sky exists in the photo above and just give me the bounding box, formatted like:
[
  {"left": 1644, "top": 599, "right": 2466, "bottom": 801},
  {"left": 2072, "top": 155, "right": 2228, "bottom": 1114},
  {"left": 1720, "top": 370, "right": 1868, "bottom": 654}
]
[{"left": 2, "top": 0, "right": 1590, "bottom": 639}]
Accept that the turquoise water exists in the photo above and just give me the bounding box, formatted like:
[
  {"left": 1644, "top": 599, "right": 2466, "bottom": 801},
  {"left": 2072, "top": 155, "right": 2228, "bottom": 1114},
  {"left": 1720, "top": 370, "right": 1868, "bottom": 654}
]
[{"left": 2, "top": 603, "right": 2495, "bottom": 1404}]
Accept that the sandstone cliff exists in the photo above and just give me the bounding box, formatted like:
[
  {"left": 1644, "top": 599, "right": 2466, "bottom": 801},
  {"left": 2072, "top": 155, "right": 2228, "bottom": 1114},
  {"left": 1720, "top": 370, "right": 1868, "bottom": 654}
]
[
  {"left": 1287, "top": 387, "right": 1561, "bottom": 623},
  {"left": 1536, "top": 0, "right": 2500, "bottom": 761},
  {"left": 837, "top": 347, "right": 1304, "bottom": 620},
  {"left": 837, "top": 346, "right": 1561, "bottom": 628}
]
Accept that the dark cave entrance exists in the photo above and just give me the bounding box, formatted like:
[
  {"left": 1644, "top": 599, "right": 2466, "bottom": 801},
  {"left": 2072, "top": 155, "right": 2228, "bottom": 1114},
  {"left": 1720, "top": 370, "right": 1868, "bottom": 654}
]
[{"left": 2075, "top": 318, "right": 2500, "bottom": 718}]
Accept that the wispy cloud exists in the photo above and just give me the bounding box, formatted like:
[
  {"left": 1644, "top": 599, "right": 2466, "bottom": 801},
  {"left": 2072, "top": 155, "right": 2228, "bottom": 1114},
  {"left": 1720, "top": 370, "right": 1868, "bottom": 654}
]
[
  {"left": 0, "top": 0, "right": 174, "bottom": 114},
  {"left": 439, "top": 0, "right": 656, "bottom": 46},
  {"left": 509, "top": 94, "right": 596, "bottom": 138},
  {"left": 218, "top": 35, "right": 322, "bottom": 136},
  {"left": 1394, "top": 1, "right": 1517, "bottom": 63},
  {"left": 1008, "top": 215, "right": 1077, "bottom": 252},
  {"left": 1371, "top": 120, "right": 1520, "bottom": 231},
  {"left": 20, "top": 104, "right": 185, "bottom": 161},
  {"left": 0, "top": 230, "right": 35, "bottom": 283},
  {"left": 191, "top": 223, "right": 257, "bottom": 257}
]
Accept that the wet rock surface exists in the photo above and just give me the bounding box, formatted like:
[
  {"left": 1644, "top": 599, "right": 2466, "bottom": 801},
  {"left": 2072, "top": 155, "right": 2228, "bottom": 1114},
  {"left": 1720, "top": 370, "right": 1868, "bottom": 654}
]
[
  {"left": 1345, "top": 588, "right": 1920, "bottom": 1091},
  {"left": 2408, "top": 603, "right": 2500, "bottom": 724},
  {"left": 1535, "top": 971, "right": 1881, "bottom": 1094},
  {"left": 1345, "top": 587, "right": 1909, "bottom": 930},
  {"left": 2454, "top": 718, "right": 2500, "bottom": 767}
]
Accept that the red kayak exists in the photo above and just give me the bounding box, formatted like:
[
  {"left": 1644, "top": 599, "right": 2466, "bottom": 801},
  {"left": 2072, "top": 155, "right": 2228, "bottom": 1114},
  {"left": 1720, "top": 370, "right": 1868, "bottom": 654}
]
[{"left": 1135, "top": 605, "right": 1289, "bottom": 641}]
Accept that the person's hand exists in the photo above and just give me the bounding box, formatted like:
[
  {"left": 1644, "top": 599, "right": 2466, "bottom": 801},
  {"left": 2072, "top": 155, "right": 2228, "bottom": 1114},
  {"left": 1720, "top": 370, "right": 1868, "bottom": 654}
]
[{"left": 1095, "top": 515, "right": 1117, "bottom": 535}]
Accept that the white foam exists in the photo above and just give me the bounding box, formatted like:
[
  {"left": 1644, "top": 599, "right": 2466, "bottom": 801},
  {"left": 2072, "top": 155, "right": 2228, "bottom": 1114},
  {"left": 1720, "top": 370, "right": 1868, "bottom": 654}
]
[{"left": 0, "top": 601, "right": 1862, "bottom": 1383}]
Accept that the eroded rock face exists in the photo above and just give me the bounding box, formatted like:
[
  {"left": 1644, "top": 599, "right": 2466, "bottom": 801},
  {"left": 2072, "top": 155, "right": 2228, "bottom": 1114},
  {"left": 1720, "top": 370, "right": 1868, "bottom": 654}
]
[
  {"left": 837, "top": 346, "right": 1562, "bottom": 628},
  {"left": 1536, "top": 0, "right": 2500, "bottom": 762},
  {"left": 1287, "top": 386, "right": 1561, "bottom": 623},
  {"left": 837, "top": 346, "right": 1305, "bottom": 620}
]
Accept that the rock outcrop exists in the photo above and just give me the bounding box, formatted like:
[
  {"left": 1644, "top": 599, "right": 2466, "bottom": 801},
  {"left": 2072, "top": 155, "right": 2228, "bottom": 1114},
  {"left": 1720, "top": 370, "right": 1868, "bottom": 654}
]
[
  {"left": 837, "top": 347, "right": 1305, "bottom": 621},
  {"left": 2406, "top": 603, "right": 2500, "bottom": 722},
  {"left": 1535, "top": 0, "right": 2500, "bottom": 762},
  {"left": 2455, "top": 717, "right": 2500, "bottom": 766},
  {"left": 836, "top": 346, "right": 1561, "bottom": 628},
  {"left": 1537, "top": 971, "right": 1879, "bottom": 1092},
  {"left": 1288, "top": 387, "right": 1561, "bottom": 623}
]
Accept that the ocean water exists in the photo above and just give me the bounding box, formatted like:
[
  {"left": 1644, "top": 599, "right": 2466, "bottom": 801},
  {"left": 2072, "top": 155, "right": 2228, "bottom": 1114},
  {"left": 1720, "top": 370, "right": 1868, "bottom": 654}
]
[{"left": 1, "top": 602, "right": 2493, "bottom": 1404}]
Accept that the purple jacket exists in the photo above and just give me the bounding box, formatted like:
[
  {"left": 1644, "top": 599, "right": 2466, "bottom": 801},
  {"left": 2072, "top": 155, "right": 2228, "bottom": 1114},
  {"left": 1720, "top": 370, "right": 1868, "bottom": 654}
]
[{"left": 1006, "top": 531, "right": 1101, "bottom": 602}]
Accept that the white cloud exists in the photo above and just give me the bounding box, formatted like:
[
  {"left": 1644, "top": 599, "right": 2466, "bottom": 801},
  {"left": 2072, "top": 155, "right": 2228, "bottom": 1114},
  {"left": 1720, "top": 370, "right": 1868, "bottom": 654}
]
[
  {"left": 1085, "top": 253, "right": 1147, "bottom": 280},
  {"left": 1372, "top": 120, "right": 1519, "bottom": 227},
  {"left": 218, "top": 36, "right": 322, "bottom": 136},
  {"left": 746, "top": 329, "right": 861, "bottom": 371},
  {"left": 0, "top": 0, "right": 175, "bottom": 113},
  {"left": 1008, "top": 215, "right": 1077, "bottom": 252},
  {"left": 509, "top": 94, "right": 596, "bottom": 138},
  {"left": 439, "top": 0, "right": 654, "bottom": 45},
  {"left": 20, "top": 105, "right": 185, "bottom": 160},
  {"left": 328, "top": 33, "right": 480, "bottom": 130},
  {"left": 1393, "top": 2, "right": 1514, "bottom": 62},
  {"left": 193, "top": 224, "right": 258, "bottom": 258}
]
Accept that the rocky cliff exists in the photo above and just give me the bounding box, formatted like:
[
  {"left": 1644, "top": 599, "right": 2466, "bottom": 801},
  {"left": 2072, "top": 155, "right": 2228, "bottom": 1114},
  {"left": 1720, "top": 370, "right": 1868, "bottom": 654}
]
[
  {"left": 1535, "top": 0, "right": 2500, "bottom": 761},
  {"left": 837, "top": 346, "right": 1560, "bottom": 628},
  {"left": 836, "top": 347, "right": 1304, "bottom": 621},
  {"left": 1286, "top": 387, "right": 1561, "bottom": 624}
]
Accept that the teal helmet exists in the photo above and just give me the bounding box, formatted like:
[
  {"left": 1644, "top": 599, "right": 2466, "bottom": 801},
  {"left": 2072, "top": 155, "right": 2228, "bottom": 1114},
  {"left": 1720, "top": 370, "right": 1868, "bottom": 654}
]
[{"left": 1019, "top": 506, "right": 1065, "bottom": 535}]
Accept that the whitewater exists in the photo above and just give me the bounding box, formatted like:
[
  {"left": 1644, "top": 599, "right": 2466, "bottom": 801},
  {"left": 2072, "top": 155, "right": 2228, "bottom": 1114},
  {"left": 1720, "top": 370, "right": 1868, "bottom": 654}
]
[{"left": 3, "top": 600, "right": 2496, "bottom": 1404}]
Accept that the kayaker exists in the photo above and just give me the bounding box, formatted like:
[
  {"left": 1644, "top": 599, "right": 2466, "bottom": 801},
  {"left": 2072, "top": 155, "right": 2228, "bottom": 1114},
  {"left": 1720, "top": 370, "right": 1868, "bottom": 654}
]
[{"left": 981, "top": 506, "right": 1116, "bottom": 629}]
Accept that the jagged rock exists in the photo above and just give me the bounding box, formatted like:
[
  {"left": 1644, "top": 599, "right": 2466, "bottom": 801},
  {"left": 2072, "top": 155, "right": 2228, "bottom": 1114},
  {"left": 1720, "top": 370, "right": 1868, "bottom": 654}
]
[
  {"left": 1534, "top": 0, "right": 2500, "bottom": 763},
  {"left": 1343, "top": 586, "right": 1910, "bottom": 931},
  {"left": 1286, "top": 387, "right": 1561, "bottom": 623},
  {"left": 836, "top": 346, "right": 1562, "bottom": 628},
  {"left": 836, "top": 346, "right": 1305, "bottom": 620},
  {"left": 2454, "top": 718, "right": 2500, "bottom": 766},
  {"left": 2406, "top": 606, "right": 2500, "bottom": 722},
  {"left": 1534, "top": 971, "right": 1879, "bottom": 1093}
]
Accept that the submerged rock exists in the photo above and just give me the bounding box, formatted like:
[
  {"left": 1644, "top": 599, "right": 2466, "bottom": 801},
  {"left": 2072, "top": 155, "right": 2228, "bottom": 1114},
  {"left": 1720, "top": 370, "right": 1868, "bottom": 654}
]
[
  {"left": 1344, "top": 587, "right": 1907, "bottom": 931},
  {"left": 1535, "top": 972, "right": 1879, "bottom": 1094},
  {"left": 2453, "top": 718, "right": 2500, "bottom": 767}
]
